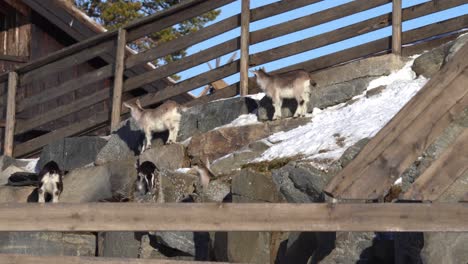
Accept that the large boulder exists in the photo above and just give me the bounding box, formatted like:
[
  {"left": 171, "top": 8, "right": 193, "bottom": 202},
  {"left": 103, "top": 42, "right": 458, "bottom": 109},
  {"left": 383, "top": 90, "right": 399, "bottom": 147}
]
[
  {"left": 412, "top": 45, "right": 448, "bottom": 78},
  {"left": 228, "top": 168, "right": 285, "bottom": 263},
  {"left": 139, "top": 144, "right": 190, "bottom": 171},
  {"left": 154, "top": 231, "right": 210, "bottom": 259},
  {"left": 95, "top": 118, "right": 144, "bottom": 165},
  {"left": 38, "top": 136, "right": 107, "bottom": 171},
  {"left": 0, "top": 186, "right": 36, "bottom": 203},
  {"left": 99, "top": 232, "right": 142, "bottom": 258},
  {"left": 188, "top": 117, "right": 309, "bottom": 162},
  {"left": 161, "top": 171, "right": 197, "bottom": 203},
  {"left": 178, "top": 97, "right": 258, "bottom": 142},
  {"left": 272, "top": 162, "right": 331, "bottom": 203},
  {"left": 0, "top": 232, "right": 95, "bottom": 256},
  {"left": 59, "top": 166, "right": 112, "bottom": 202}
]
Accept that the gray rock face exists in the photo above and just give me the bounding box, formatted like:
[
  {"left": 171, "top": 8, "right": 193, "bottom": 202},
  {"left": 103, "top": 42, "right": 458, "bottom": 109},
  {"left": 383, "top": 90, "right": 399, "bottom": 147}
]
[
  {"left": 59, "top": 165, "right": 112, "bottom": 202},
  {"left": 0, "top": 232, "right": 95, "bottom": 256},
  {"left": 412, "top": 46, "right": 447, "bottom": 78},
  {"left": 178, "top": 97, "right": 258, "bottom": 141},
  {"left": 139, "top": 144, "right": 190, "bottom": 171},
  {"left": 421, "top": 232, "right": 468, "bottom": 264},
  {"left": 232, "top": 168, "right": 284, "bottom": 203},
  {"left": 445, "top": 33, "right": 468, "bottom": 63},
  {"left": 272, "top": 162, "right": 331, "bottom": 203},
  {"left": 95, "top": 118, "right": 144, "bottom": 165},
  {"left": 161, "top": 171, "right": 197, "bottom": 203},
  {"left": 0, "top": 186, "right": 36, "bottom": 203},
  {"left": 318, "top": 232, "right": 376, "bottom": 264},
  {"left": 38, "top": 137, "right": 107, "bottom": 171},
  {"left": 155, "top": 231, "right": 210, "bottom": 258},
  {"left": 99, "top": 232, "right": 142, "bottom": 258}
]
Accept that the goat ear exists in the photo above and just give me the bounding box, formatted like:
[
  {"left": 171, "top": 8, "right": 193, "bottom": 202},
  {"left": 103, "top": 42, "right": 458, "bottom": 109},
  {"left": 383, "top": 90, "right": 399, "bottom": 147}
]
[
  {"left": 123, "top": 102, "right": 131, "bottom": 109},
  {"left": 135, "top": 99, "right": 143, "bottom": 110}
]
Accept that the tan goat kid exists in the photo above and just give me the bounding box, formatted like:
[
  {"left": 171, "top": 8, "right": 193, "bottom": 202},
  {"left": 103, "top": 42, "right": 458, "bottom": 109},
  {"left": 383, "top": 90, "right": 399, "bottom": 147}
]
[
  {"left": 123, "top": 99, "right": 183, "bottom": 152},
  {"left": 251, "top": 68, "right": 315, "bottom": 120}
]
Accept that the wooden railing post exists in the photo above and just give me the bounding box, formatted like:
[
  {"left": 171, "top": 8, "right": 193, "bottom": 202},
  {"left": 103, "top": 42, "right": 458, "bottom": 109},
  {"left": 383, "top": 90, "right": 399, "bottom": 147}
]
[
  {"left": 392, "top": 0, "right": 402, "bottom": 56},
  {"left": 110, "top": 28, "right": 127, "bottom": 131},
  {"left": 4, "top": 71, "right": 18, "bottom": 157},
  {"left": 239, "top": 0, "right": 250, "bottom": 96}
]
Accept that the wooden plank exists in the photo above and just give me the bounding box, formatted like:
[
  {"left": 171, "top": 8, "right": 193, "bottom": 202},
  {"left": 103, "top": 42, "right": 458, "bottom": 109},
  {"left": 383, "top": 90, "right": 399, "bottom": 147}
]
[
  {"left": 0, "top": 55, "right": 28, "bottom": 63},
  {"left": 278, "top": 14, "right": 468, "bottom": 75},
  {"left": 127, "top": 0, "right": 235, "bottom": 41},
  {"left": 15, "top": 88, "right": 110, "bottom": 134},
  {"left": 239, "top": 0, "right": 250, "bottom": 96},
  {"left": 138, "top": 60, "right": 239, "bottom": 108},
  {"left": 325, "top": 36, "right": 468, "bottom": 199},
  {"left": 13, "top": 111, "right": 109, "bottom": 157},
  {"left": 250, "top": 0, "right": 391, "bottom": 45},
  {"left": 126, "top": 0, "right": 323, "bottom": 69},
  {"left": 110, "top": 28, "right": 127, "bottom": 131},
  {"left": 0, "top": 203, "right": 465, "bottom": 232},
  {"left": 0, "top": 254, "right": 230, "bottom": 264},
  {"left": 403, "top": 129, "right": 468, "bottom": 201},
  {"left": 392, "top": 0, "right": 402, "bottom": 55},
  {"left": 124, "top": 38, "right": 239, "bottom": 92},
  {"left": 126, "top": 16, "right": 240, "bottom": 69},
  {"left": 3, "top": 72, "right": 17, "bottom": 157},
  {"left": 20, "top": 41, "right": 113, "bottom": 85},
  {"left": 16, "top": 65, "right": 113, "bottom": 112}
]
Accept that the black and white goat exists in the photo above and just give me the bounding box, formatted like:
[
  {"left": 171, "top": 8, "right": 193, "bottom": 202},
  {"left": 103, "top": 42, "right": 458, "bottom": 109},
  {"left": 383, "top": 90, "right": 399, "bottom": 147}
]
[
  {"left": 37, "top": 161, "right": 63, "bottom": 203},
  {"left": 134, "top": 161, "right": 163, "bottom": 202}
]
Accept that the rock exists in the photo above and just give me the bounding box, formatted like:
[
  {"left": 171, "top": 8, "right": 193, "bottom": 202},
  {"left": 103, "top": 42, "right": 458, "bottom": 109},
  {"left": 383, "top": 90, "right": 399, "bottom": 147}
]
[
  {"left": 311, "top": 54, "right": 407, "bottom": 87},
  {"left": 228, "top": 168, "right": 285, "bottom": 263},
  {"left": 0, "top": 156, "right": 16, "bottom": 171},
  {"left": 445, "top": 33, "right": 468, "bottom": 63},
  {"left": 0, "top": 232, "right": 95, "bottom": 256},
  {"left": 272, "top": 162, "right": 331, "bottom": 203},
  {"left": 140, "top": 144, "right": 190, "bottom": 171},
  {"left": 59, "top": 165, "right": 112, "bottom": 202},
  {"left": 319, "top": 232, "right": 376, "bottom": 264},
  {"left": 338, "top": 138, "right": 370, "bottom": 169},
  {"left": 210, "top": 140, "right": 271, "bottom": 176},
  {"left": 178, "top": 97, "right": 258, "bottom": 141},
  {"left": 95, "top": 118, "right": 144, "bottom": 165},
  {"left": 232, "top": 168, "right": 284, "bottom": 203},
  {"left": 366, "top": 85, "right": 386, "bottom": 98},
  {"left": 421, "top": 233, "right": 468, "bottom": 264},
  {"left": 0, "top": 186, "right": 36, "bottom": 202},
  {"left": 279, "top": 232, "right": 335, "bottom": 264},
  {"left": 202, "top": 178, "right": 230, "bottom": 202},
  {"left": 155, "top": 231, "right": 210, "bottom": 258},
  {"left": 38, "top": 136, "right": 107, "bottom": 171},
  {"left": 105, "top": 159, "right": 138, "bottom": 199},
  {"left": 161, "top": 171, "right": 197, "bottom": 203},
  {"left": 99, "top": 232, "right": 142, "bottom": 258},
  {"left": 309, "top": 77, "right": 376, "bottom": 110},
  {"left": 412, "top": 45, "right": 448, "bottom": 78},
  {"left": 189, "top": 117, "right": 309, "bottom": 162}
]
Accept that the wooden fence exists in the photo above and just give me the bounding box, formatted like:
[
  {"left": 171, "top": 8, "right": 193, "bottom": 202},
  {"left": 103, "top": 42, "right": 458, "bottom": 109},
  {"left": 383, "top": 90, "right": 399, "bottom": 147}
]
[
  {"left": 1, "top": 0, "right": 468, "bottom": 157},
  {"left": 0, "top": 203, "right": 466, "bottom": 232}
]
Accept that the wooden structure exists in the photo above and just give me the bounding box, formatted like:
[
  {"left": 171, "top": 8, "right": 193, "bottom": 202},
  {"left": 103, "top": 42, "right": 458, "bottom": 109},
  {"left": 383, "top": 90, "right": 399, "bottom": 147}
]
[
  {"left": 0, "top": 203, "right": 466, "bottom": 232},
  {"left": 0, "top": 0, "right": 467, "bottom": 158}
]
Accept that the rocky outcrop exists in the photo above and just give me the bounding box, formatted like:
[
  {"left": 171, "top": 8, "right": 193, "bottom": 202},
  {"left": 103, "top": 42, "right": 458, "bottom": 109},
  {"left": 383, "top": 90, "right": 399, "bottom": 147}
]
[
  {"left": 178, "top": 97, "right": 258, "bottom": 141},
  {"left": 38, "top": 136, "right": 107, "bottom": 171},
  {"left": 139, "top": 144, "right": 190, "bottom": 171},
  {"left": 189, "top": 117, "right": 309, "bottom": 163},
  {"left": 0, "top": 232, "right": 95, "bottom": 256}
]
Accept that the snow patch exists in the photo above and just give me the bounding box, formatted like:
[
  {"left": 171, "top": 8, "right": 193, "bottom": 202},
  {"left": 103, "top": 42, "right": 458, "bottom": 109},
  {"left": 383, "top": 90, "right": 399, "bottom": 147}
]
[
  {"left": 246, "top": 93, "right": 266, "bottom": 101},
  {"left": 255, "top": 57, "right": 428, "bottom": 164},
  {"left": 17, "top": 158, "right": 39, "bottom": 173}
]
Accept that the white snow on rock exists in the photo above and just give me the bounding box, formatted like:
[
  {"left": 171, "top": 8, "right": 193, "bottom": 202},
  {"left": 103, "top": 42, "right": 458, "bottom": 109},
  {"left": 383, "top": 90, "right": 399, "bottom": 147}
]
[
  {"left": 255, "top": 58, "right": 428, "bottom": 165},
  {"left": 17, "top": 158, "right": 39, "bottom": 173},
  {"left": 222, "top": 114, "right": 260, "bottom": 128},
  {"left": 246, "top": 92, "right": 266, "bottom": 101}
]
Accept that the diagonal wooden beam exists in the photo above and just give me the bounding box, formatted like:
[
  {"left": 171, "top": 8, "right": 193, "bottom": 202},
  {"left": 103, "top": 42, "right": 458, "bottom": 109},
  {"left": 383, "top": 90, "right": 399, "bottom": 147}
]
[{"left": 325, "top": 39, "right": 468, "bottom": 200}]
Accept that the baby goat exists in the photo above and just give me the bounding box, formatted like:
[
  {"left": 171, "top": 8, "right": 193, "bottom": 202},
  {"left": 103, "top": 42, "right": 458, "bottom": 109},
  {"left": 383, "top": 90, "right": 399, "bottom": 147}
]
[
  {"left": 251, "top": 68, "right": 316, "bottom": 120},
  {"left": 123, "top": 99, "right": 183, "bottom": 152},
  {"left": 134, "top": 160, "right": 163, "bottom": 202},
  {"left": 38, "top": 161, "right": 63, "bottom": 203}
]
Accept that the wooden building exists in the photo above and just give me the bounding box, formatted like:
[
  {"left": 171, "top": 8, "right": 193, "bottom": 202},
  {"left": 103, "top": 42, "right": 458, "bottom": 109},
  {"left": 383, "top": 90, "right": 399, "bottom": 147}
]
[{"left": 0, "top": 0, "right": 191, "bottom": 141}]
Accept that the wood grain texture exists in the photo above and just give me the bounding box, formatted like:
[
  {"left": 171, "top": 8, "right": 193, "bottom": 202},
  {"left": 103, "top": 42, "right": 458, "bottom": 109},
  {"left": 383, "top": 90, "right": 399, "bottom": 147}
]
[
  {"left": 403, "top": 129, "right": 468, "bottom": 201},
  {"left": 239, "top": 0, "right": 250, "bottom": 96},
  {"left": 392, "top": 0, "right": 402, "bottom": 55},
  {"left": 325, "top": 32, "right": 468, "bottom": 199},
  {"left": 0, "top": 203, "right": 465, "bottom": 232},
  {"left": 110, "top": 28, "right": 127, "bottom": 131},
  {"left": 3, "top": 72, "right": 17, "bottom": 156}
]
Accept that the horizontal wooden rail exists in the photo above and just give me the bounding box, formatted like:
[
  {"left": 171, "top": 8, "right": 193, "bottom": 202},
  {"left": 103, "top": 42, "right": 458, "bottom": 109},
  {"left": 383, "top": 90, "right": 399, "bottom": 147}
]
[
  {"left": 0, "top": 254, "right": 233, "bottom": 264},
  {"left": 17, "top": 65, "right": 113, "bottom": 113},
  {"left": 0, "top": 203, "right": 466, "bottom": 232}
]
